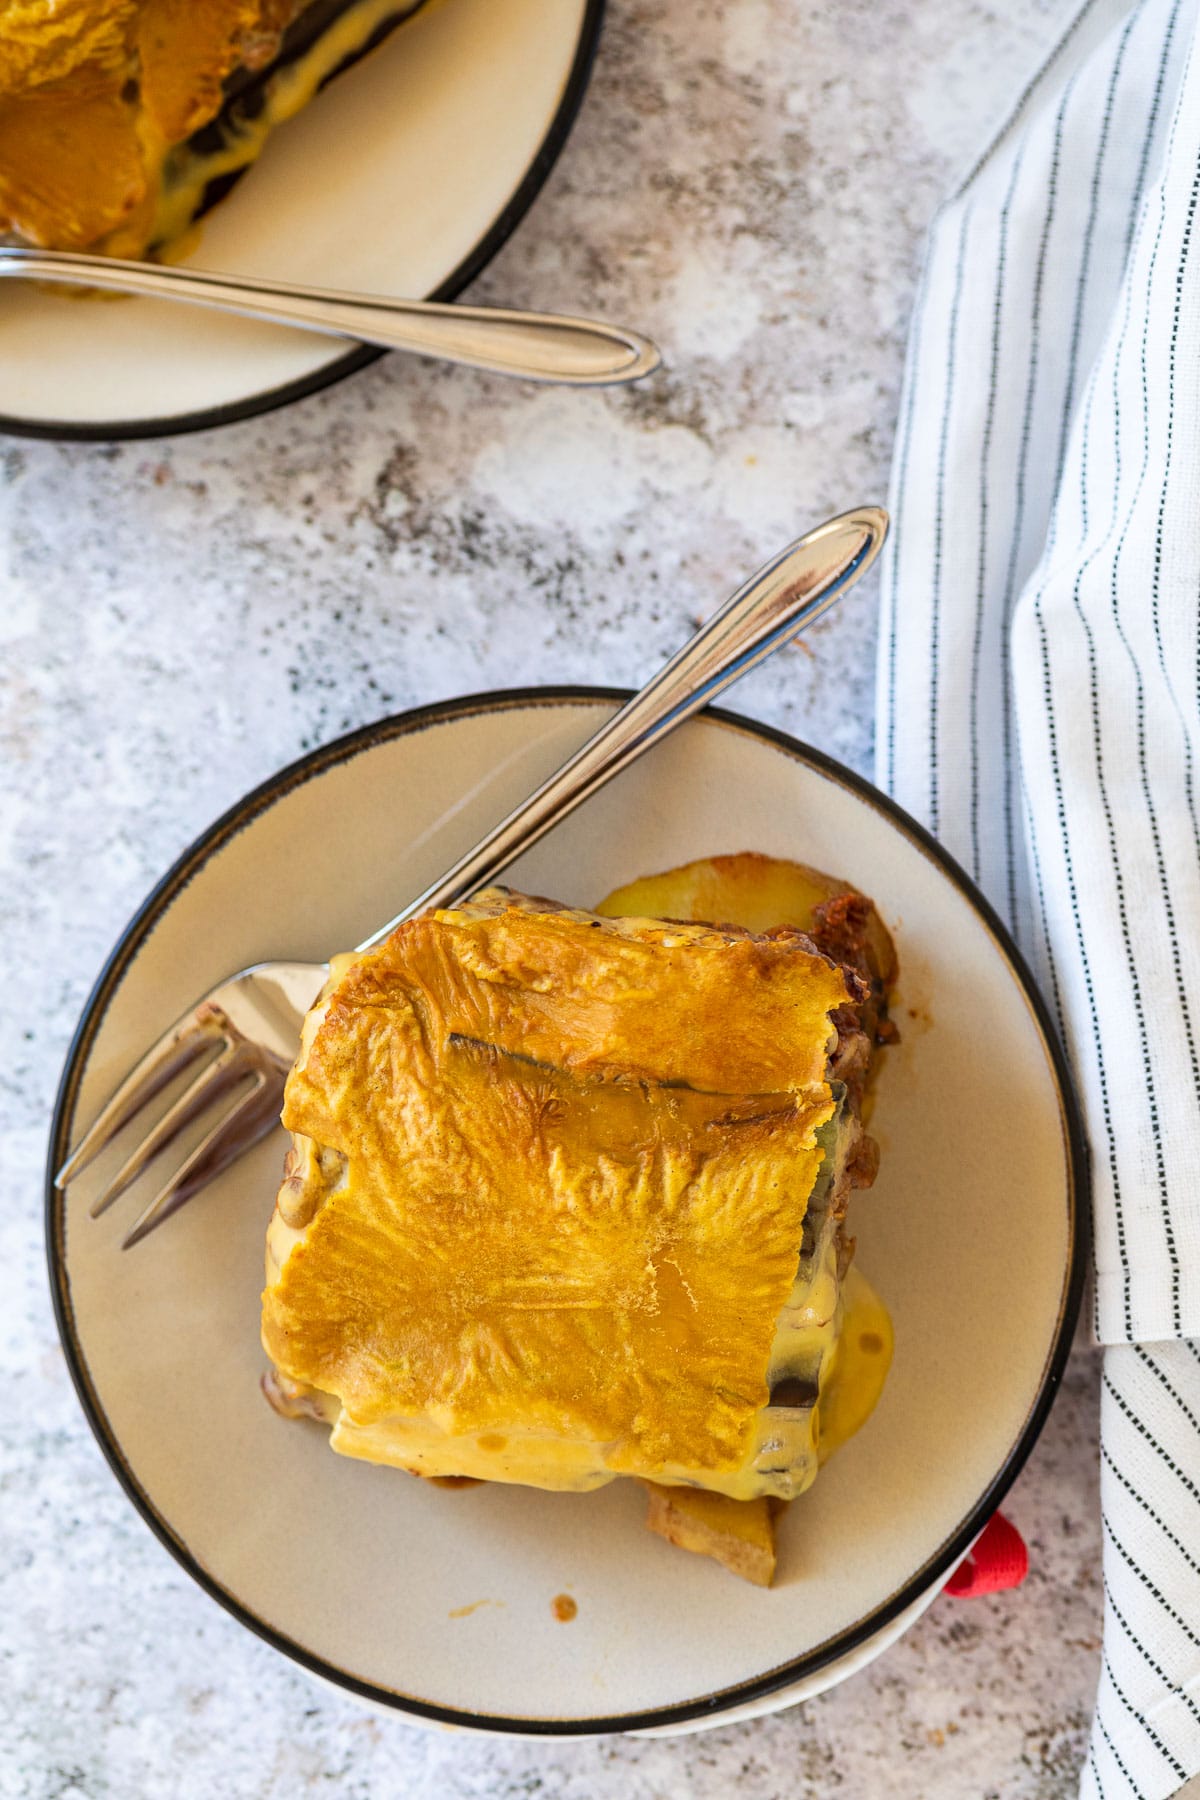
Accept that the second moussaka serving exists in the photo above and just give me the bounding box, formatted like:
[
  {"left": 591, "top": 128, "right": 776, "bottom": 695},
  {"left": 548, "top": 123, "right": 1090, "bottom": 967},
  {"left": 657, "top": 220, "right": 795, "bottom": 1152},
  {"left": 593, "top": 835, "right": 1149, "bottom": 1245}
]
[
  {"left": 0, "top": 0, "right": 427, "bottom": 257},
  {"left": 262, "top": 854, "right": 897, "bottom": 1584}
]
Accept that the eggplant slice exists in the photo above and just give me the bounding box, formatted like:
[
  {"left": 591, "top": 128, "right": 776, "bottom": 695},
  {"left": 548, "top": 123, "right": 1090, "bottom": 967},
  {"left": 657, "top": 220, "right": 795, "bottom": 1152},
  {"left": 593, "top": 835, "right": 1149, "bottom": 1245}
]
[{"left": 163, "top": 0, "right": 430, "bottom": 252}]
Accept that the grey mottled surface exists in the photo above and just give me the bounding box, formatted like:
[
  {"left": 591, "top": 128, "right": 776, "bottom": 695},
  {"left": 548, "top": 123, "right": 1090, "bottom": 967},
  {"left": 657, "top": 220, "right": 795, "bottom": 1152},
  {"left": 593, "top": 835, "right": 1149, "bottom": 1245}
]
[{"left": 1, "top": 1, "right": 1103, "bottom": 1795}]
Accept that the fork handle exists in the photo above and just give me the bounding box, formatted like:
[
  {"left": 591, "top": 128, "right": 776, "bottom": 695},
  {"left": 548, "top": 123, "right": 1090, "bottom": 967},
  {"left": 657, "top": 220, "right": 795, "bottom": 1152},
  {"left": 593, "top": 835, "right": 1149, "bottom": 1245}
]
[
  {"left": 0, "top": 248, "right": 659, "bottom": 386},
  {"left": 360, "top": 506, "right": 888, "bottom": 948}
]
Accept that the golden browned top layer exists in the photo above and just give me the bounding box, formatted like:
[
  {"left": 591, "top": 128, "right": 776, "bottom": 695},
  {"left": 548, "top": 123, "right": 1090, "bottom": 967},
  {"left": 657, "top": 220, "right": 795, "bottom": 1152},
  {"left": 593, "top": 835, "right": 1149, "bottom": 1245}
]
[
  {"left": 0, "top": 0, "right": 133, "bottom": 95},
  {"left": 261, "top": 890, "right": 852, "bottom": 1479},
  {"left": 0, "top": 0, "right": 299, "bottom": 251}
]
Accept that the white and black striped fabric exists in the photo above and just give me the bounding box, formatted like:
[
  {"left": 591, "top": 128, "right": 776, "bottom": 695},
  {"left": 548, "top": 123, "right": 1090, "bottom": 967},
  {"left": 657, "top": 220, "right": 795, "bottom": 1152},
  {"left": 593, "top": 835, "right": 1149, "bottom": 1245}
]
[{"left": 876, "top": 0, "right": 1200, "bottom": 1791}]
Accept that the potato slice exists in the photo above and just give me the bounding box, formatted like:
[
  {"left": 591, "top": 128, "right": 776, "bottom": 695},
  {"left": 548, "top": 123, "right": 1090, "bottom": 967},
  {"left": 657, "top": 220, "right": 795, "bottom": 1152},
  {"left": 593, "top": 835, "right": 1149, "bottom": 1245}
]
[
  {"left": 642, "top": 1483, "right": 778, "bottom": 1587},
  {"left": 595, "top": 850, "right": 896, "bottom": 986}
]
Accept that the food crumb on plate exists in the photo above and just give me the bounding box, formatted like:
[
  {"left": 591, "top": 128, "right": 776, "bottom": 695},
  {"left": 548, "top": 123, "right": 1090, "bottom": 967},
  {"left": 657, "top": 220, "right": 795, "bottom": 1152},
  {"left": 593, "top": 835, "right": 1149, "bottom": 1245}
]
[{"left": 448, "top": 1599, "right": 502, "bottom": 1620}]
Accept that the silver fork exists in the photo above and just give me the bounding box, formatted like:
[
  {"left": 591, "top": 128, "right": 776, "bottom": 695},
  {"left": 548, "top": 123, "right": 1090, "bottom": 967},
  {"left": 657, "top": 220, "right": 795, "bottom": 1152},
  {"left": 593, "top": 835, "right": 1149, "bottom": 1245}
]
[
  {"left": 0, "top": 247, "right": 659, "bottom": 386},
  {"left": 57, "top": 505, "right": 888, "bottom": 1247}
]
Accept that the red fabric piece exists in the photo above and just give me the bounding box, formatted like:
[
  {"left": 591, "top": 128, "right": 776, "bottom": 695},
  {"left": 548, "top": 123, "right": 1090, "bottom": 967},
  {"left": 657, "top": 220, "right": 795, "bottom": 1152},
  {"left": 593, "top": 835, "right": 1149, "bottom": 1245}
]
[{"left": 943, "top": 1511, "right": 1029, "bottom": 1597}]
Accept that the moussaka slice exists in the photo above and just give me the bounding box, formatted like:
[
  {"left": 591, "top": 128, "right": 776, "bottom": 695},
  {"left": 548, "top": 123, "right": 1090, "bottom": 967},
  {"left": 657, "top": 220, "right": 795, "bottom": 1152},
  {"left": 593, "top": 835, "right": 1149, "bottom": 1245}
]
[
  {"left": 262, "top": 872, "right": 892, "bottom": 1535},
  {"left": 0, "top": 0, "right": 427, "bottom": 257}
]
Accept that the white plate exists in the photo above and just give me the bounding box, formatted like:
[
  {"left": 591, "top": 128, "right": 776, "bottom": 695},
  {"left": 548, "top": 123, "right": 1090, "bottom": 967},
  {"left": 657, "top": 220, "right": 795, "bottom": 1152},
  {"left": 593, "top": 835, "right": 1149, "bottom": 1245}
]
[
  {"left": 331, "top": 1572, "right": 950, "bottom": 1740},
  {"left": 48, "top": 691, "right": 1086, "bottom": 1736},
  {"left": 4, "top": 0, "right": 601, "bottom": 440}
]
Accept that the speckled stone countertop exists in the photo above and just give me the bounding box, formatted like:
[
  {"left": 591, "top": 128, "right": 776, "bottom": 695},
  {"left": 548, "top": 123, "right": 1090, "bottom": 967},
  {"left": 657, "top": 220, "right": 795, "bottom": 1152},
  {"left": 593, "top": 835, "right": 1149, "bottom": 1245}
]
[{"left": 1, "top": 2, "right": 1107, "bottom": 1795}]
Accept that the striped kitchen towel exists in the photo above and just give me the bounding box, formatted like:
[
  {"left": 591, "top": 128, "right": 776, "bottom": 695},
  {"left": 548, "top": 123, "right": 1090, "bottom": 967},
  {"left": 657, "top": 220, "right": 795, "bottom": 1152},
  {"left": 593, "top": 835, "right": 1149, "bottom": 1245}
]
[{"left": 877, "top": 0, "right": 1200, "bottom": 1792}]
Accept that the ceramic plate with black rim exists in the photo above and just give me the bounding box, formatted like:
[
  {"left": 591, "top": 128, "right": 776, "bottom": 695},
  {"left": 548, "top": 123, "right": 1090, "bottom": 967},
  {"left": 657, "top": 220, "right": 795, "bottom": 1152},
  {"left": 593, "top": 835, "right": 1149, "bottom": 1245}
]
[
  {"left": 48, "top": 690, "right": 1087, "bottom": 1737},
  {"left": 3, "top": 0, "right": 603, "bottom": 442}
]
